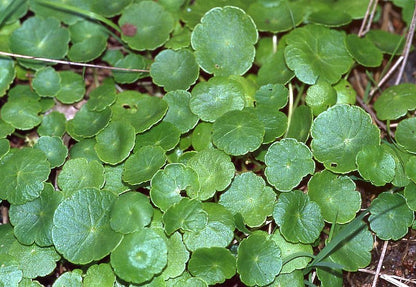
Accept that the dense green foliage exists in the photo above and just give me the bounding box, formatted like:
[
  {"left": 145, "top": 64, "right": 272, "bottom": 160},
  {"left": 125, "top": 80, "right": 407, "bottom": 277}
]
[{"left": 0, "top": 0, "right": 415, "bottom": 286}]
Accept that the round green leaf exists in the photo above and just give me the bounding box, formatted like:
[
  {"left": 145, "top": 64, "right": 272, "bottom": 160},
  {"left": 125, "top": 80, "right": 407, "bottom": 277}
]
[
  {"left": 110, "top": 192, "right": 153, "bottom": 234},
  {"left": 257, "top": 48, "right": 295, "bottom": 85},
  {"left": 333, "top": 78, "right": 356, "bottom": 105},
  {"left": 33, "top": 136, "right": 67, "bottom": 168},
  {"left": 85, "top": 81, "right": 116, "bottom": 112},
  {"left": 374, "top": 83, "right": 416, "bottom": 120},
  {"left": 188, "top": 247, "right": 236, "bottom": 285},
  {"left": 356, "top": 145, "right": 396, "bottom": 186},
  {"left": 237, "top": 231, "right": 282, "bottom": 286},
  {"left": 10, "top": 17, "right": 69, "bottom": 70},
  {"left": 103, "top": 164, "right": 130, "bottom": 195},
  {"left": 187, "top": 148, "right": 235, "bottom": 200},
  {"left": 396, "top": 117, "right": 416, "bottom": 153},
  {"left": 219, "top": 172, "right": 275, "bottom": 227},
  {"left": 404, "top": 182, "right": 416, "bottom": 211},
  {"left": 90, "top": 0, "right": 132, "bottom": 17},
  {"left": 122, "top": 145, "right": 166, "bottom": 185},
  {"left": 111, "top": 91, "right": 168, "bottom": 133},
  {"left": 255, "top": 84, "right": 289, "bottom": 109},
  {"left": 162, "top": 198, "right": 208, "bottom": 235},
  {"left": 286, "top": 105, "right": 313, "bottom": 142},
  {"left": 110, "top": 228, "right": 167, "bottom": 284},
  {"left": 311, "top": 105, "right": 380, "bottom": 173},
  {"left": 134, "top": 121, "right": 180, "bottom": 152},
  {"left": 163, "top": 90, "right": 199, "bottom": 134},
  {"left": 32, "top": 67, "right": 61, "bottom": 97},
  {"left": 150, "top": 163, "right": 200, "bottom": 211},
  {"left": 66, "top": 106, "right": 111, "bottom": 139},
  {"left": 212, "top": 109, "right": 265, "bottom": 156},
  {"left": 0, "top": 57, "right": 15, "bottom": 97},
  {"left": 69, "top": 139, "right": 101, "bottom": 163},
  {"left": 284, "top": 24, "right": 353, "bottom": 84},
  {"left": 369, "top": 192, "right": 414, "bottom": 240},
  {"left": 247, "top": 0, "right": 304, "bottom": 33},
  {"left": 112, "top": 53, "right": 149, "bottom": 84},
  {"left": 151, "top": 49, "right": 199, "bottom": 92},
  {"left": 345, "top": 34, "right": 383, "bottom": 67},
  {"left": 52, "top": 188, "right": 122, "bottom": 264},
  {"left": 57, "top": 158, "right": 104, "bottom": 192},
  {"left": 190, "top": 76, "right": 245, "bottom": 122},
  {"left": 0, "top": 118, "right": 15, "bottom": 138},
  {"left": 37, "top": 111, "right": 66, "bottom": 137},
  {"left": 265, "top": 138, "right": 315, "bottom": 191},
  {"left": 308, "top": 170, "right": 361, "bottom": 223},
  {"left": 255, "top": 111, "right": 288, "bottom": 144},
  {"left": 305, "top": 80, "right": 337, "bottom": 116},
  {"left": 273, "top": 190, "right": 324, "bottom": 244},
  {"left": 183, "top": 202, "right": 234, "bottom": 251},
  {"left": 191, "top": 6, "right": 258, "bottom": 76},
  {"left": 308, "top": 8, "right": 352, "bottom": 27},
  {"left": 9, "top": 184, "right": 62, "bottom": 247},
  {"left": 53, "top": 270, "right": 82, "bottom": 287},
  {"left": 1, "top": 98, "right": 42, "bottom": 130},
  {"left": 0, "top": 148, "right": 50, "bottom": 204},
  {"left": 365, "top": 29, "right": 405, "bottom": 55},
  {"left": 56, "top": 71, "right": 85, "bottom": 104},
  {"left": 119, "top": 1, "right": 174, "bottom": 51},
  {"left": 271, "top": 229, "right": 313, "bottom": 274},
  {"left": 191, "top": 122, "right": 213, "bottom": 151},
  {"left": 95, "top": 121, "right": 135, "bottom": 165},
  {"left": 83, "top": 263, "right": 116, "bottom": 287}
]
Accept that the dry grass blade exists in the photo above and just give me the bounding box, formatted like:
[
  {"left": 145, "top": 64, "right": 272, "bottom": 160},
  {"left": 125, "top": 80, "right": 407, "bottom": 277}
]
[{"left": 372, "top": 240, "right": 389, "bottom": 287}]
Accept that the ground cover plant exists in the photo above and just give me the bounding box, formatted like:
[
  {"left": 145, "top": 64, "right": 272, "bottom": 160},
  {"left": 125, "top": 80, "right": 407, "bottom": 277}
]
[{"left": 0, "top": 0, "right": 415, "bottom": 286}]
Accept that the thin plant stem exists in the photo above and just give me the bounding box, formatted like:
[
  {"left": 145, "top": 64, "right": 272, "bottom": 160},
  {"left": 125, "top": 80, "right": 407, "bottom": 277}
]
[
  {"left": 364, "top": 0, "right": 379, "bottom": 34},
  {"left": 369, "top": 56, "right": 403, "bottom": 97},
  {"left": 0, "top": 51, "right": 149, "bottom": 72},
  {"left": 285, "top": 83, "right": 294, "bottom": 136},
  {"left": 359, "top": 0, "right": 377, "bottom": 36}
]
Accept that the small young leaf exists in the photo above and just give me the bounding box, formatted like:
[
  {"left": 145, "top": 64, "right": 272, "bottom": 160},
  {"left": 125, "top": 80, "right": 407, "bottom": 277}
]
[
  {"left": 85, "top": 80, "right": 116, "bottom": 112},
  {"left": 188, "top": 247, "right": 236, "bottom": 285},
  {"left": 83, "top": 263, "right": 115, "bottom": 287},
  {"left": 286, "top": 105, "right": 313, "bottom": 142},
  {"left": 305, "top": 80, "right": 337, "bottom": 116},
  {"left": 333, "top": 79, "right": 356, "bottom": 105},
  {"left": 163, "top": 90, "right": 199, "bottom": 134},
  {"left": 255, "top": 84, "right": 289, "bottom": 109},
  {"left": 191, "top": 122, "right": 213, "bottom": 151},
  {"left": 191, "top": 6, "right": 258, "bottom": 76},
  {"left": 219, "top": 172, "right": 275, "bottom": 227},
  {"left": 365, "top": 29, "right": 405, "bottom": 54},
  {"left": 273, "top": 190, "right": 324, "bottom": 244},
  {"left": 265, "top": 138, "right": 315, "bottom": 191},
  {"left": 56, "top": 71, "right": 86, "bottom": 104},
  {"left": 374, "top": 83, "right": 416, "bottom": 120},
  {"left": 369, "top": 192, "right": 414, "bottom": 240},
  {"left": 237, "top": 231, "right": 282, "bottom": 286},
  {"left": 32, "top": 67, "right": 61, "bottom": 97},
  {"left": 345, "top": 34, "right": 383, "bottom": 67},
  {"left": 37, "top": 111, "right": 66, "bottom": 137},
  {"left": 111, "top": 228, "right": 167, "bottom": 284},
  {"left": 52, "top": 188, "right": 122, "bottom": 264}
]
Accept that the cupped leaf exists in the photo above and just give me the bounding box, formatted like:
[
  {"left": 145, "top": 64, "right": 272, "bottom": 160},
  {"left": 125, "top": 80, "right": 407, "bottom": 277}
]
[
  {"left": 284, "top": 24, "right": 353, "bottom": 84},
  {"left": 95, "top": 121, "right": 135, "bottom": 165},
  {"left": 308, "top": 170, "right": 361, "bottom": 223},
  {"left": 0, "top": 148, "right": 50, "bottom": 204},
  {"left": 369, "top": 192, "right": 414, "bottom": 240},
  {"left": 356, "top": 145, "right": 396, "bottom": 186},
  {"left": 56, "top": 71, "right": 86, "bottom": 104},
  {"left": 273, "top": 190, "right": 324, "bottom": 244},
  {"left": 119, "top": 1, "right": 174, "bottom": 51},
  {"left": 150, "top": 163, "right": 200, "bottom": 211},
  {"left": 122, "top": 145, "right": 166, "bottom": 185},
  {"left": 37, "top": 111, "right": 66, "bottom": 137},
  {"left": 272, "top": 229, "right": 313, "bottom": 274},
  {"left": 32, "top": 67, "right": 61, "bottom": 97},
  {"left": 345, "top": 34, "right": 383, "bottom": 67},
  {"left": 163, "top": 198, "right": 208, "bottom": 235},
  {"left": 34, "top": 136, "right": 68, "bottom": 168},
  {"left": 265, "top": 138, "right": 315, "bottom": 191},
  {"left": 247, "top": 0, "right": 304, "bottom": 33},
  {"left": 191, "top": 6, "right": 258, "bottom": 76},
  {"left": 111, "top": 91, "right": 168, "bottom": 133},
  {"left": 187, "top": 148, "right": 235, "bottom": 200},
  {"left": 190, "top": 76, "right": 245, "bottom": 122},
  {"left": 10, "top": 17, "right": 70, "bottom": 69},
  {"left": 163, "top": 90, "right": 199, "bottom": 134},
  {"left": 374, "top": 83, "right": 416, "bottom": 120},
  {"left": 110, "top": 192, "right": 153, "bottom": 234},
  {"left": 9, "top": 183, "right": 63, "bottom": 246},
  {"left": 110, "top": 228, "right": 167, "bottom": 284},
  {"left": 134, "top": 121, "right": 180, "bottom": 152},
  {"left": 212, "top": 109, "right": 265, "bottom": 156},
  {"left": 188, "top": 247, "right": 236, "bottom": 285},
  {"left": 52, "top": 188, "right": 122, "bottom": 264},
  {"left": 151, "top": 49, "right": 199, "bottom": 91},
  {"left": 305, "top": 80, "right": 337, "bottom": 116},
  {"left": 237, "top": 231, "right": 282, "bottom": 286},
  {"left": 1, "top": 97, "right": 42, "bottom": 130},
  {"left": 311, "top": 105, "right": 380, "bottom": 173},
  {"left": 57, "top": 158, "right": 104, "bottom": 193},
  {"left": 219, "top": 172, "right": 275, "bottom": 227},
  {"left": 0, "top": 57, "right": 15, "bottom": 97},
  {"left": 183, "top": 202, "right": 234, "bottom": 251},
  {"left": 396, "top": 117, "right": 416, "bottom": 153},
  {"left": 286, "top": 105, "right": 313, "bottom": 142}
]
